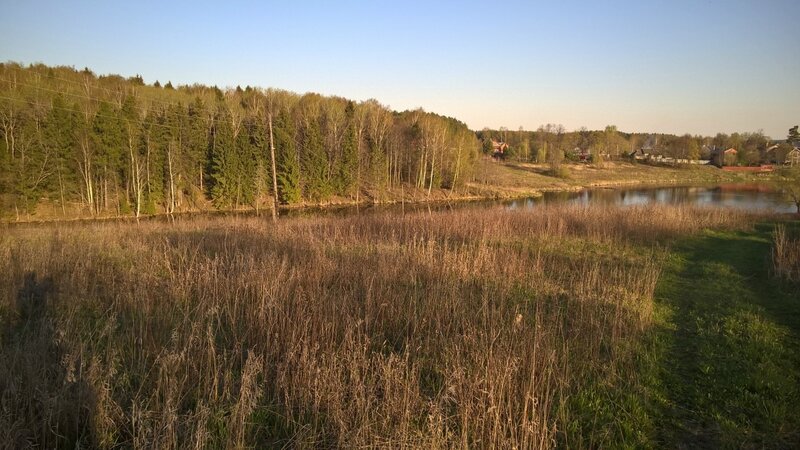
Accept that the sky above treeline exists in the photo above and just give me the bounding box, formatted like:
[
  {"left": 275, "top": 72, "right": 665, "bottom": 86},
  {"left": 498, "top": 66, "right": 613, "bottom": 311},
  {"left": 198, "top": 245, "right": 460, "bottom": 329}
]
[{"left": 1, "top": 0, "right": 798, "bottom": 139}]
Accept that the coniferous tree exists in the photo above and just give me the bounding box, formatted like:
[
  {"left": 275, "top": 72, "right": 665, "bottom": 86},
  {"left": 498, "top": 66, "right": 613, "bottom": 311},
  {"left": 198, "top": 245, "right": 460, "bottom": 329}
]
[
  {"left": 138, "top": 108, "right": 163, "bottom": 214},
  {"left": 120, "top": 95, "right": 141, "bottom": 214},
  {"left": 301, "top": 117, "right": 331, "bottom": 201},
  {"left": 0, "top": 63, "right": 485, "bottom": 218},
  {"left": 246, "top": 117, "right": 270, "bottom": 210},
  {"left": 336, "top": 101, "right": 358, "bottom": 196},
  {"left": 91, "top": 102, "right": 125, "bottom": 212},
  {"left": 210, "top": 107, "right": 236, "bottom": 208},
  {"left": 149, "top": 108, "right": 172, "bottom": 212},
  {"left": 10, "top": 114, "right": 49, "bottom": 214},
  {"left": 789, "top": 126, "right": 799, "bottom": 146},
  {"left": 275, "top": 110, "right": 300, "bottom": 204},
  {"left": 233, "top": 120, "right": 257, "bottom": 207},
  {"left": 42, "top": 95, "right": 80, "bottom": 214},
  {"left": 187, "top": 97, "right": 209, "bottom": 197}
]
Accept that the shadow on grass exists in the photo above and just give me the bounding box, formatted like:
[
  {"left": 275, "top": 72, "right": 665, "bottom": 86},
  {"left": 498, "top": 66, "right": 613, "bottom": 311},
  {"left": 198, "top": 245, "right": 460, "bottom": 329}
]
[
  {"left": 653, "top": 222, "right": 800, "bottom": 448},
  {"left": 500, "top": 162, "right": 567, "bottom": 179},
  {"left": 1, "top": 272, "right": 97, "bottom": 448}
]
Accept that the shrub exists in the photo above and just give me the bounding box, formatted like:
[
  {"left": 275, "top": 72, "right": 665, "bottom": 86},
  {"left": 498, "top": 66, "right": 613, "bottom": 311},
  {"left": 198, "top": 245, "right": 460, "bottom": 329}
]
[
  {"left": 773, "top": 224, "right": 800, "bottom": 281},
  {"left": 551, "top": 165, "right": 571, "bottom": 179}
]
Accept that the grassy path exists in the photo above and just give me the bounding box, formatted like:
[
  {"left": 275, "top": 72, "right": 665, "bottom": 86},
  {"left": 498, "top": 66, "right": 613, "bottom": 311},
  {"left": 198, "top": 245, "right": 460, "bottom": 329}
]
[{"left": 651, "top": 223, "right": 800, "bottom": 448}]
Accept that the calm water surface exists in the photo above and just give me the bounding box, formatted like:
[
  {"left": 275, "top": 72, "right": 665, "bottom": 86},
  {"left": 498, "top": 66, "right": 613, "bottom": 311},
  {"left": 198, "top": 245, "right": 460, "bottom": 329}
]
[
  {"left": 505, "top": 185, "right": 795, "bottom": 214},
  {"left": 279, "top": 184, "right": 795, "bottom": 219},
  {"left": 7, "top": 184, "right": 791, "bottom": 229}
]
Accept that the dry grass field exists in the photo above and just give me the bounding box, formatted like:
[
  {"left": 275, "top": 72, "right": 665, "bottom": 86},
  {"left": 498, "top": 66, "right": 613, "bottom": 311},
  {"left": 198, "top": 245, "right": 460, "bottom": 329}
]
[{"left": 2, "top": 204, "right": 794, "bottom": 448}]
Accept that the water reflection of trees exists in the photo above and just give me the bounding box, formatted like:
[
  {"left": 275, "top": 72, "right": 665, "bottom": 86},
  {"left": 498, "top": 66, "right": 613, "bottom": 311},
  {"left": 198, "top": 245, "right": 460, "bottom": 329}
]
[{"left": 531, "top": 185, "right": 792, "bottom": 212}]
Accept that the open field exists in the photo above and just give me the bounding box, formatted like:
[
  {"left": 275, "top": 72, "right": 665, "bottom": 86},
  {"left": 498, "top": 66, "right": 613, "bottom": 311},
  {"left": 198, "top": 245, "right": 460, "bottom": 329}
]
[{"left": 3, "top": 203, "right": 798, "bottom": 448}]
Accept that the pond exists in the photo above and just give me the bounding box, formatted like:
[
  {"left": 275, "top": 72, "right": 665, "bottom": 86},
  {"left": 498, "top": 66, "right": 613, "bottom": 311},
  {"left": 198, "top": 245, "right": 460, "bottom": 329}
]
[
  {"left": 278, "top": 183, "right": 796, "bottom": 219},
  {"left": 505, "top": 184, "right": 796, "bottom": 214},
  {"left": 14, "top": 184, "right": 789, "bottom": 227}
]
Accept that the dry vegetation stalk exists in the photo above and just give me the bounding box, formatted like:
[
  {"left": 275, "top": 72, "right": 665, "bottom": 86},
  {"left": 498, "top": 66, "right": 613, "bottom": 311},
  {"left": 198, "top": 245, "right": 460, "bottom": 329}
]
[
  {"left": 0, "top": 204, "right": 754, "bottom": 448},
  {"left": 773, "top": 224, "right": 800, "bottom": 281}
]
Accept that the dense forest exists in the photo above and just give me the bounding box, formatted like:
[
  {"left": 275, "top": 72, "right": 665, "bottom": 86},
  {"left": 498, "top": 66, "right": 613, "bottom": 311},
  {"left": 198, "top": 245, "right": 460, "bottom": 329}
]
[{"left": 0, "top": 63, "right": 479, "bottom": 219}]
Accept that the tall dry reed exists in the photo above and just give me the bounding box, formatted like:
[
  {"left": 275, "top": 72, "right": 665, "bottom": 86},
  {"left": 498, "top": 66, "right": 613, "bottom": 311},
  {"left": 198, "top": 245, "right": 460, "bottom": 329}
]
[
  {"left": 773, "top": 224, "right": 800, "bottom": 282},
  {"left": 0, "top": 204, "right": 755, "bottom": 448}
]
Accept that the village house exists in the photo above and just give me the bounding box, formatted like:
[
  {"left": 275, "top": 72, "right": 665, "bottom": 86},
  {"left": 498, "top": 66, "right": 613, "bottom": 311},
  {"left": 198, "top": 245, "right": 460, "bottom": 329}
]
[
  {"left": 491, "top": 140, "right": 509, "bottom": 159},
  {"left": 629, "top": 135, "right": 658, "bottom": 161},
  {"left": 763, "top": 144, "right": 780, "bottom": 164},
  {"left": 573, "top": 147, "right": 591, "bottom": 162},
  {"left": 711, "top": 147, "right": 738, "bottom": 167},
  {"left": 787, "top": 147, "right": 800, "bottom": 166}
]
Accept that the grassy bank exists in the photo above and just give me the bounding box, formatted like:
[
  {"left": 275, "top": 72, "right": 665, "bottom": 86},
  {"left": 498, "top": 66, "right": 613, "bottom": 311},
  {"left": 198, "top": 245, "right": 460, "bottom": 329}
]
[
  {"left": 4, "top": 158, "right": 774, "bottom": 224},
  {"left": 5, "top": 203, "right": 788, "bottom": 448},
  {"left": 647, "top": 222, "right": 800, "bottom": 448},
  {"left": 469, "top": 158, "right": 773, "bottom": 199}
]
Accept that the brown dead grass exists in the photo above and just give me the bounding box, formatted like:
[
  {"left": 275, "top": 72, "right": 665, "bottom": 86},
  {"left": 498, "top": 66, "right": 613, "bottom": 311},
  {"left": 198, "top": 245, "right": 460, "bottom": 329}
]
[
  {"left": 0, "top": 204, "right": 756, "bottom": 448},
  {"left": 773, "top": 224, "right": 800, "bottom": 282}
]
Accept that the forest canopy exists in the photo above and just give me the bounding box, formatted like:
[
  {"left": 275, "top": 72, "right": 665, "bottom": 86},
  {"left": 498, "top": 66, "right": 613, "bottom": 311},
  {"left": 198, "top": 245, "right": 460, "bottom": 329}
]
[
  {"left": 0, "top": 62, "right": 788, "bottom": 220},
  {"left": 0, "top": 63, "right": 479, "bottom": 218}
]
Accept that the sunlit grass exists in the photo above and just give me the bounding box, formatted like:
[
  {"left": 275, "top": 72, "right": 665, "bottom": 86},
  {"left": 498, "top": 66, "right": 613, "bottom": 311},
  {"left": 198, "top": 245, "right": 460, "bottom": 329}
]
[{"left": 0, "top": 204, "right": 774, "bottom": 448}]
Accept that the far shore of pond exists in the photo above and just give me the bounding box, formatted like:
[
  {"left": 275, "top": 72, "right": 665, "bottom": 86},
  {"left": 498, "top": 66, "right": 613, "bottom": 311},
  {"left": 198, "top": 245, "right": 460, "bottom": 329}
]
[{"left": 2, "top": 160, "right": 787, "bottom": 225}]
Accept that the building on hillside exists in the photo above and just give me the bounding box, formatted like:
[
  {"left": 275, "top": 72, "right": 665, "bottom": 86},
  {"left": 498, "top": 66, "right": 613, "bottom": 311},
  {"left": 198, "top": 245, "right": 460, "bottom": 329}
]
[
  {"left": 640, "top": 135, "right": 657, "bottom": 153},
  {"left": 763, "top": 144, "right": 779, "bottom": 164},
  {"left": 573, "top": 147, "right": 591, "bottom": 162},
  {"left": 711, "top": 147, "right": 738, "bottom": 167},
  {"left": 787, "top": 148, "right": 800, "bottom": 167},
  {"left": 491, "top": 140, "right": 509, "bottom": 159},
  {"left": 631, "top": 136, "right": 661, "bottom": 161},
  {"left": 710, "top": 147, "right": 724, "bottom": 167}
]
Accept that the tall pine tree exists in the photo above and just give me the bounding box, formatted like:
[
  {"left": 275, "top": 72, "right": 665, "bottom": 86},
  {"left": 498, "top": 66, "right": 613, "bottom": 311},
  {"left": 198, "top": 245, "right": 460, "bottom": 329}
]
[
  {"left": 275, "top": 110, "right": 300, "bottom": 204},
  {"left": 301, "top": 117, "right": 331, "bottom": 201},
  {"left": 210, "top": 107, "right": 236, "bottom": 208},
  {"left": 91, "top": 102, "right": 125, "bottom": 212},
  {"left": 335, "top": 101, "right": 358, "bottom": 196}
]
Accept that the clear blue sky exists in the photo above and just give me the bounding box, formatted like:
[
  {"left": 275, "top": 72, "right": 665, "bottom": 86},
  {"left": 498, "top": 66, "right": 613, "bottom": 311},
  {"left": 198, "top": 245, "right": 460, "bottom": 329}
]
[{"left": 1, "top": 0, "right": 798, "bottom": 138}]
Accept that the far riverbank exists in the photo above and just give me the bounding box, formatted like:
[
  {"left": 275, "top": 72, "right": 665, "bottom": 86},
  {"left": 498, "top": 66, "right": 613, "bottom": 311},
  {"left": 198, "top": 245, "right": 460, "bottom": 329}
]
[{"left": 1, "top": 159, "right": 780, "bottom": 224}]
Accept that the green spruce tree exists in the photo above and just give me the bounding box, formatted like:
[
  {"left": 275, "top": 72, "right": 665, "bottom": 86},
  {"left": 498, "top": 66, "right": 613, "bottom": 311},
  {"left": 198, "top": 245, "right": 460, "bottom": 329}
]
[
  {"left": 301, "top": 118, "right": 332, "bottom": 201},
  {"left": 210, "top": 107, "right": 236, "bottom": 208},
  {"left": 275, "top": 110, "right": 301, "bottom": 204},
  {"left": 336, "top": 101, "right": 358, "bottom": 196}
]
